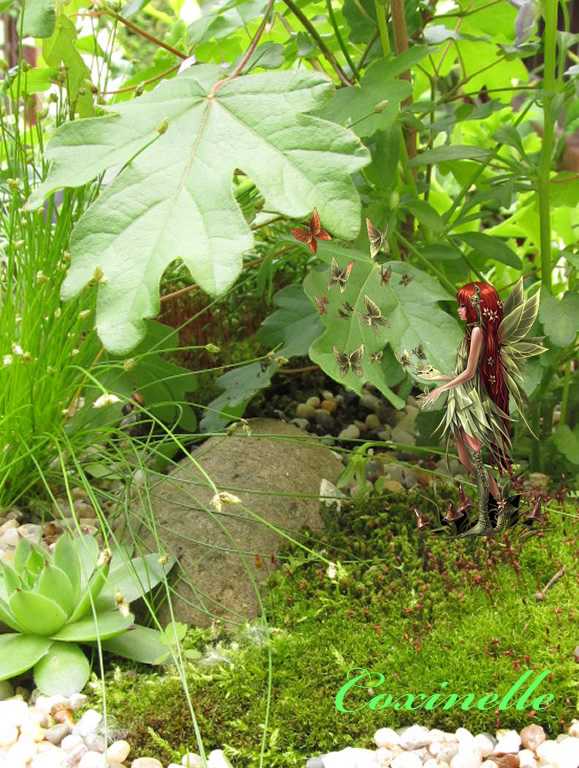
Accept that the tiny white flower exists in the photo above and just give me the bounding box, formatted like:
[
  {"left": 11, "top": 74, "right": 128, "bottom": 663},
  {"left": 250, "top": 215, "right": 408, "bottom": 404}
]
[
  {"left": 93, "top": 393, "right": 121, "bottom": 409},
  {"left": 3, "top": 354, "right": 13, "bottom": 366},
  {"left": 71, "top": 348, "right": 79, "bottom": 356},
  {"left": 326, "top": 562, "right": 337, "bottom": 580},
  {"left": 78, "top": 310, "right": 91, "bottom": 319},
  {"left": 2, "top": 444, "right": 10, "bottom": 453},
  {"left": 36, "top": 270, "right": 48, "bottom": 283},
  {"left": 54, "top": 308, "right": 61, "bottom": 318},
  {"left": 123, "top": 358, "right": 136, "bottom": 372},
  {"left": 92, "top": 266, "right": 107, "bottom": 284},
  {"left": 11, "top": 343, "right": 23, "bottom": 355}
]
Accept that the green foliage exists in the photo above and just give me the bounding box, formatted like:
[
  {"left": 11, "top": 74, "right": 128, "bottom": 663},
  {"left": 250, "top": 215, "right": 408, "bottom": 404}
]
[{"left": 0, "top": 533, "right": 176, "bottom": 696}]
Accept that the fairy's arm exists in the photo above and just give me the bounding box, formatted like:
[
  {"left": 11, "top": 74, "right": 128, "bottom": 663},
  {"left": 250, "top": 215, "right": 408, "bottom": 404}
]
[{"left": 437, "top": 327, "right": 484, "bottom": 393}]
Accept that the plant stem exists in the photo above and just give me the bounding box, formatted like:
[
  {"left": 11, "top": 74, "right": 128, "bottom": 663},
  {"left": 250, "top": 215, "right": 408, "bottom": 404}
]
[
  {"left": 102, "top": 7, "right": 188, "bottom": 59},
  {"left": 374, "top": 0, "right": 391, "bottom": 56},
  {"left": 558, "top": 359, "right": 571, "bottom": 427},
  {"left": 537, "top": 0, "right": 558, "bottom": 293},
  {"left": 326, "top": 0, "right": 360, "bottom": 82},
  {"left": 397, "top": 232, "right": 456, "bottom": 294}
]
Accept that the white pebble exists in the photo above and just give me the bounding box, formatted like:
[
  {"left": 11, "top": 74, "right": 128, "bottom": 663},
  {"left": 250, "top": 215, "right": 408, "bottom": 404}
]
[
  {"left": 424, "top": 761, "right": 452, "bottom": 768},
  {"left": 68, "top": 693, "right": 88, "bottom": 712},
  {"left": 181, "top": 753, "right": 203, "bottom": 767},
  {"left": 72, "top": 709, "right": 102, "bottom": 737},
  {"left": 494, "top": 730, "right": 521, "bottom": 754},
  {"left": 568, "top": 721, "right": 579, "bottom": 738},
  {"left": 0, "top": 699, "right": 30, "bottom": 727},
  {"left": 6, "top": 735, "right": 39, "bottom": 763},
  {"left": 480, "top": 762, "right": 498, "bottom": 768},
  {"left": 401, "top": 725, "right": 431, "bottom": 749},
  {"left": 61, "top": 734, "right": 84, "bottom": 752},
  {"left": 35, "top": 695, "right": 69, "bottom": 716},
  {"left": 375, "top": 728, "right": 401, "bottom": 749},
  {"left": 0, "top": 723, "right": 18, "bottom": 747},
  {"left": 79, "top": 751, "right": 108, "bottom": 768},
  {"left": 131, "top": 759, "right": 164, "bottom": 768},
  {"left": 536, "top": 741, "right": 561, "bottom": 764},
  {"left": 456, "top": 730, "right": 475, "bottom": 746},
  {"left": 450, "top": 749, "right": 482, "bottom": 768},
  {"left": 519, "top": 750, "right": 538, "bottom": 768},
  {"left": 473, "top": 735, "right": 494, "bottom": 759},
  {"left": 391, "top": 752, "right": 422, "bottom": 768},
  {"left": 376, "top": 747, "right": 393, "bottom": 766},
  {"left": 30, "top": 751, "right": 67, "bottom": 768},
  {"left": 323, "top": 748, "right": 367, "bottom": 768},
  {"left": 556, "top": 737, "right": 579, "bottom": 768},
  {"left": 107, "top": 740, "right": 131, "bottom": 763}
]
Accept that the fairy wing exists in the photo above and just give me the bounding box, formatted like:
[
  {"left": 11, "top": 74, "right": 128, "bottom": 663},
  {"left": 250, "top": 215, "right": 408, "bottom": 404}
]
[
  {"left": 349, "top": 344, "right": 365, "bottom": 376},
  {"left": 333, "top": 346, "right": 350, "bottom": 378}
]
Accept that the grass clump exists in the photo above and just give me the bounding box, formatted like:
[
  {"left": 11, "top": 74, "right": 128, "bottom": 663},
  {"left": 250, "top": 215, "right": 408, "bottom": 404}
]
[{"left": 76, "top": 485, "right": 577, "bottom": 767}]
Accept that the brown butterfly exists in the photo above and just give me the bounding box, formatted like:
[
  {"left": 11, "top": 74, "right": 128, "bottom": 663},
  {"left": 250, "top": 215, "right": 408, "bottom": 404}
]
[
  {"left": 333, "top": 344, "right": 364, "bottom": 378},
  {"left": 338, "top": 309, "right": 350, "bottom": 319},
  {"left": 344, "top": 301, "right": 354, "bottom": 313},
  {"left": 370, "top": 350, "right": 383, "bottom": 365},
  {"left": 352, "top": 295, "right": 390, "bottom": 336},
  {"left": 399, "top": 271, "right": 414, "bottom": 287},
  {"left": 314, "top": 292, "right": 329, "bottom": 315},
  {"left": 290, "top": 208, "right": 331, "bottom": 255},
  {"left": 394, "top": 349, "right": 414, "bottom": 371},
  {"left": 412, "top": 342, "right": 426, "bottom": 360},
  {"left": 366, "top": 217, "right": 389, "bottom": 259},
  {"left": 328, "top": 257, "right": 355, "bottom": 293},
  {"left": 380, "top": 265, "right": 392, "bottom": 286}
]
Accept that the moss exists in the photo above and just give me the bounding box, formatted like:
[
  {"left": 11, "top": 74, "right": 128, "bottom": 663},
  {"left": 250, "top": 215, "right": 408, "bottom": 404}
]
[{"left": 77, "top": 487, "right": 578, "bottom": 767}]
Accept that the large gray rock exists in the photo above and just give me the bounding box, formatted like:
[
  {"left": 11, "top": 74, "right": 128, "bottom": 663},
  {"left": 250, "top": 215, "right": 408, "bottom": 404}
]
[{"left": 114, "top": 418, "right": 343, "bottom": 630}]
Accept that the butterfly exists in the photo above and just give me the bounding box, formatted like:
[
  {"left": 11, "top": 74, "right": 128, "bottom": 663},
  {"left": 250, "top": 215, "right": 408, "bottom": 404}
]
[
  {"left": 366, "top": 217, "right": 389, "bottom": 259},
  {"left": 328, "top": 257, "right": 355, "bottom": 293},
  {"left": 314, "top": 293, "right": 329, "bottom": 315},
  {"left": 417, "top": 361, "right": 434, "bottom": 374},
  {"left": 380, "top": 265, "right": 392, "bottom": 286},
  {"left": 394, "top": 349, "right": 415, "bottom": 372},
  {"left": 352, "top": 295, "right": 390, "bottom": 336},
  {"left": 412, "top": 343, "right": 426, "bottom": 360},
  {"left": 344, "top": 301, "right": 354, "bottom": 313},
  {"left": 399, "top": 271, "right": 414, "bottom": 287},
  {"left": 338, "top": 309, "right": 350, "bottom": 319},
  {"left": 290, "top": 208, "right": 331, "bottom": 255},
  {"left": 333, "top": 344, "right": 364, "bottom": 378},
  {"left": 370, "top": 350, "right": 383, "bottom": 365}
]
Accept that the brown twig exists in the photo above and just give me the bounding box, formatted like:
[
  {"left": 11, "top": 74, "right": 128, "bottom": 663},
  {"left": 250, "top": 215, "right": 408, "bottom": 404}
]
[
  {"left": 535, "top": 565, "right": 567, "bottom": 601},
  {"left": 101, "top": 64, "right": 180, "bottom": 95}
]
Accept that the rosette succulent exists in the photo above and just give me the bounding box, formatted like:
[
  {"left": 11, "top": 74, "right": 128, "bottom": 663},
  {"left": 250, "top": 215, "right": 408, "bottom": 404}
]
[{"left": 0, "top": 532, "right": 177, "bottom": 695}]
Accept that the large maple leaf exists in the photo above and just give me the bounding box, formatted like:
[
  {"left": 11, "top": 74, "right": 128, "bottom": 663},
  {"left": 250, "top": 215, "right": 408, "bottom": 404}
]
[{"left": 28, "top": 65, "right": 370, "bottom": 354}]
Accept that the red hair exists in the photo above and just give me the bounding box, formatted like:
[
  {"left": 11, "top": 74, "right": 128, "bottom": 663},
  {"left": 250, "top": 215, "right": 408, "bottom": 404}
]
[{"left": 456, "top": 282, "right": 513, "bottom": 478}]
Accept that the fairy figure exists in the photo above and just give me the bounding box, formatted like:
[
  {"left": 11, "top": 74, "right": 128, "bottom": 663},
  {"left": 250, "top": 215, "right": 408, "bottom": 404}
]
[{"left": 417, "top": 280, "right": 547, "bottom": 538}]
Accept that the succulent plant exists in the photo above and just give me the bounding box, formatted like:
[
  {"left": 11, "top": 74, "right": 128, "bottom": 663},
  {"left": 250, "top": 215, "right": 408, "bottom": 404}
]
[{"left": 0, "top": 532, "right": 177, "bottom": 696}]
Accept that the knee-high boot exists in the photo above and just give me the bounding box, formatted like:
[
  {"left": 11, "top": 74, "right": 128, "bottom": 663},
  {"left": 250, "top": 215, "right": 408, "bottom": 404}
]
[
  {"left": 454, "top": 447, "right": 494, "bottom": 538},
  {"left": 493, "top": 476, "right": 516, "bottom": 533}
]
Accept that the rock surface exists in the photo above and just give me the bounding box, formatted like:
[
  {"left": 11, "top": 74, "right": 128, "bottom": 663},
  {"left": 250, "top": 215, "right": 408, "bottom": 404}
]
[{"left": 114, "top": 418, "right": 343, "bottom": 629}]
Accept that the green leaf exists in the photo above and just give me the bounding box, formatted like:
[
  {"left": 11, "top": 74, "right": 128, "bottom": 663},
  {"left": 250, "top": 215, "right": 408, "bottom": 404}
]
[
  {"left": 9, "top": 590, "right": 69, "bottom": 636},
  {"left": 409, "top": 146, "right": 491, "bottom": 167},
  {"left": 99, "top": 551, "right": 177, "bottom": 604},
  {"left": 406, "top": 200, "right": 444, "bottom": 234},
  {"left": 51, "top": 610, "right": 135, "bottom": 641},
  {"left": 257, "top": 284, "right": 323, "bottom": 358},
  {"left": 21, "top": 0, "right": 56, "bottom": 38},
  {"left": 0, "top": 595, "right": 27, "bottom": 633},
  {"left": 35, "top": 563, "right": 75, "bottom": 619},
  {"left": 296, "top": 31, "right": 316, "bottom": 57},
  {"left": 553, "top": 425, "right": 579, "bottom": 465},
  {"left": 28, "top": 66, "right": 369, "bottom": 354},
  {"left": 493, "top": 125, "right": 525, "bottom": 155},
  {"left": 52, "top": 533, "right": 81, "bottom": 604},
  {"left": 201, "top": 361, "right": 278, "bottom": 432},
  {"left": 455, "top": 232, "right": 522, "bottom": 269},
  {"left": 242, "top": 42, "right": 285, "bottom": 71},
  {"left": 33, "top": 640, "right": 91, "bottom": 697},
  {"left": 364, "top": 125, "right": 401, "bottom": 192},
  {"left": 538, "top": 290, "right": 579, "bottom": 348},
  {"left": 41, "top": 15, "right": 93, "bottom": 111},
  {"left": 418, "top": 243, "right": 462, "bottom": 261},
  {"left": 304, "top": 245, "right": 462, "bottom": 407},
  {"left": 187, "top": 0, "right": 268, "bottom": 45},
  {"left": 99, "top": 624, "right": 173, "bottom": 665},
  {"left": 0, "top": 634, "right": 52, "bottom": 680}
]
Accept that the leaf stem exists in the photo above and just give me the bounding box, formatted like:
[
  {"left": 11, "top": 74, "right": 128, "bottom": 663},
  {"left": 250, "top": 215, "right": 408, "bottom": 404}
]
[
  {"left": 326, "top": 0, "right": 360, "bottom": 82},
  {"left": 282, "top": 0, "right": 353, "bottom": 85},
  {"left": 100, "top": 7, "right": 188, "bottom": 59},
  {"left": 396, "top": 231, "right": 456, "bottom": 295},
  {"left": 374, "top": 0, "right": 391, "bottom": 56},
  {"left": 537, "top": 0, "right": 558, "bottom": 293}
]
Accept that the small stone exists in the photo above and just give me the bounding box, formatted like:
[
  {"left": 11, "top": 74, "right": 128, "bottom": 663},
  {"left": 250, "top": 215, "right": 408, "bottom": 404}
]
[
  {"left": 383, "top": 480, "right": 404, "bottom": 493},
  {"left": 338, "top": 424, "right": 360, "bottom": 440},
  {"left": 79, "top": 751, "right": 108, "bottom": 768},
  {"left": 20, "top": 721, "right": 46, "bottom": 742},
  {"left": 376, "top": 427, "right": 392, "bottom": 441},
  {"left": 306, "top": 759, "right": 325, "bottom": 768},
  {"left": 321, "top": 390, "right": 335, "bottom": 401},
  {"left": 131, "top": 760, "right": 164, "bottom": 768},
  {"left": 517, "top": 751, "right": 536, "bottom": 768},
  {"left": 481, "top": 763, "right": 498, "bottom": 768},
  {"left": 36, "top": 695, "right": 69, "bottom": 717},
  {"left": 290, "top": 418, "right": 309, "bottom": 430},
  {"left": 6, "top": 736, "right": 39, "bottom": 763},
  {"left": 432, "top": 744, "right": 459, "bottom": 763},
  {"left": 474, "top": 736, "right": 495, "bottom": 759},
  {"left": 62, "top": 743, "right": 88, "bottom": 768},
  {"left": 61, "top": 734, "right": 84, "bottom": 752},
  {"left": 68, "top": 694, "right": 88, "bottom": 712},
  {"left": 390, "top": 425, "right": 415, "bottom": 445},
  {"left": 360, "top": 393, "right": 379, "bottom": 411},
  {"left": 557, "top": 737, "right": 579, "bottom": 767},
  {"left": 107, "top": 740, "right": 131, "bottom": 764},
  {"left": 84, "top": 733, "right": 106, "bottom": 753},
  {"left": 365, "top": 414, "right": 381, "bottom": 431},
  {"left": 31, "top": 750, "right": 67, "bottom": 768},
  {"left": 494, "top": 731, "right": 521, "bottom": 754},
  {"left": 315, "top": 410, "right": 334, "bottom": 430},
  {"left": 321, "top": 399, "right": 338, "bottom": 413},
  {"left": 376, "top": 747, "right": 393, "bottom": 766},
  {"left": 306, "top": 396, "right": 321, "bottom": 409},
  {"left": 45, "top": 724, "right": 72, "bottom": 746},
  {"left": 450, "top": 749, "right": 482, "bottom": 768},
  {"left": 568, "top": 721, "right": 579, "bottom": 738},
  {"left": 402, "top": 469, "right": 418, "bottom": 489},
  {"left": 296, "top": 404, "right": 316, "bottom": 420},
  {"left": 354, "top": 419, "right": 368, "bottom": 434},
  {"left": 493, "top": 756, "right": 519, "bottom": 768},
  {"left": 0, "top": 527, "right": 21, "bottom": 547},
  {"left": 0, "top": 723, "right": 18, "bottom": 747},
  {"left": 181, "top": 752, "right": 203, "bottom": 767},
  {"left": 19, "top": 523, "right": 43, "bottom": 542},
  {"left": 391, "top": 752, "right": 422, "bottom": 768},
  {"left": 400, "top": 725, "right": 431, "bottom": 749},
  {"left": 521, "top": 726, "right": 546, "bottom": 753},
  {"left": 71, "top": 487, "right": 86, "bottom": 500},
  {"left": 0, "top": 518, "right": 19, "bottom": 534},
  {"left": 207, "top": 751, "right": 234, "bottom": 768},
  {"left": 424, "top": 761, "right": 451, "bottom": 768},
  {"left": 0, "top": 698, "right": 29, "bottom": 727},
  {"left": 375, "top": 728, "right": 401, "bottom": 749},
  {"left": 72, "top": 709, "right": 102, "bottom": 737}
]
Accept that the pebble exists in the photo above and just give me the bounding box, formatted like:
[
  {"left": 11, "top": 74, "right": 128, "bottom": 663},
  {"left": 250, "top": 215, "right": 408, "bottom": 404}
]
[
  {"left": 321, "top": 399, "right": 338, "bottom": 413},
  {"left": 338, "top": 424, "right": 360, "bottom": 440},
  {"left": 306, "top": 396, "right": 321, "bottom": 409},
  {"left": 360, "top": 393, "right": 380, "bottom": 411},
  {"left": 383, "top": 479, "right": 404, "bottom": 493},
  {"left": 494, "top": 731, "right": 521, "bottom": 754},
  {"left": 296, "top": 403, "right": 316, "bottom": 420},
  {"left": 521, "top": 726, "right": 546, "bottom": 753}
]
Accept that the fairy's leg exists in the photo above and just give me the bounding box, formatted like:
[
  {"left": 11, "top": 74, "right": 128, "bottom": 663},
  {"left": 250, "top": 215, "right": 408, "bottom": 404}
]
[{"left": 459, "top": 427, "right": 500, "bottom": 501}]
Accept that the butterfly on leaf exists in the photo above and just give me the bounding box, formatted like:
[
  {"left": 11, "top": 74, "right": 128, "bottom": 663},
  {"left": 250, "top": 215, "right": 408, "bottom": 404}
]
[
  {"left": 399, "top": 271, "right": 414, "bottom": 287},
  {"left": 370, "top": 350, "right": 383, "bottom": 365},
  {"left": 417, "top": 361, "right": 434, "bottom": 374},
  {"left": 314, "top": 293, "right": 329, "bottom": 315},
  {"left": 395, "top": 349, "right": 415, "bottom": 371},
  {"left": 344, "top": 301, "right": 354, "bottom": 313},
  {"left": 290, "top": 208, "right": 331, "bottom": 255},
  {"left": 333, "top": 344, "right": 364, "bottom": 378},
  {"left": 412, "top": 342, "right": 426, "bottom": 360},
  {"left": 366, "top": 217, "right": 389, "bottom": 259},
  {"left": 338, "top": 308, "right": 350, "bottom": 319},
  {"left": 380, "top": 265, "right": 392, "bottom": 286},
  {"left": 328, "top": 257, "right": 355, "bottom": 293},
  {"left": 353, "top": 295, "right": 390, "bottom": 336}
]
